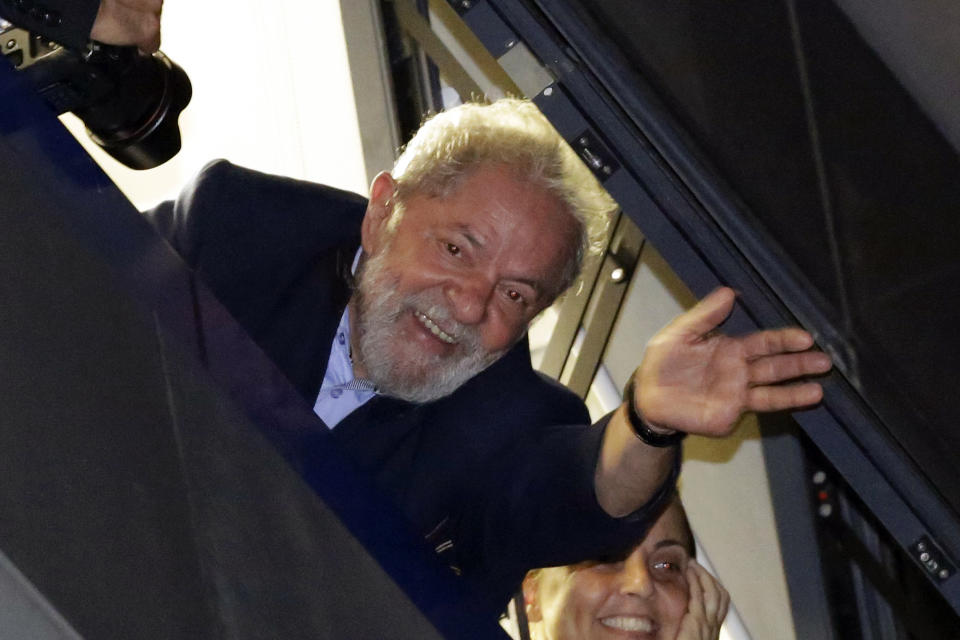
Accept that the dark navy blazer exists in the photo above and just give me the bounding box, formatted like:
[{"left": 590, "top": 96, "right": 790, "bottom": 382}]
[{"left": 148, "top": 160, "right": 674, "bottom": 612}]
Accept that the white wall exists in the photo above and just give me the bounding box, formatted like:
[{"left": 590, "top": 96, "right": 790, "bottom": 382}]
[{"left": 62, "top": 0, "right": 371, "bottom": 210}]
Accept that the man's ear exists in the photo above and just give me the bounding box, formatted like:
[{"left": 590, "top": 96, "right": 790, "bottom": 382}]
[
  {"left": 521, "top": 573, "right": 543, "bottom": 623},
  {"left": 361, "top": 171, "right": 398, "bottom": 254}
]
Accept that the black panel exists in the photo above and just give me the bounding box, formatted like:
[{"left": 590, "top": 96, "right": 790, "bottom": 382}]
[
  {"left": 581, "top": 1, "right": 840, "bottom": 311},
  {"left": 464, "top": 0, "right": 960, "bottom": 619},
  {"left": 0, "top": 108, "right": 211, "bottom": 640},
  {"left": 796, "top": 0, "right": 960, "bottom": 474},
  {"left": 577, "top": 0, "right": 960, "bottom": 518},
  {"left": 0, "top": 57, "right": 502, "bottom": 639},
  {"left": 800, "top": 429, "right": 960, "bottom": 639}
]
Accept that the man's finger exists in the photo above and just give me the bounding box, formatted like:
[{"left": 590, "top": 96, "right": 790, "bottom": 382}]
[
  {"left": 668, "top": 287, "right": 737, "bottom": 338},
  {"left": 118, "top": 0, "right": 163, "bottom": 12},
  {"left": 748, "top": 351, "right": 832, "bottom": 385},
  {"left": 140, "top": 27, "right": 161, "bottom": 53},
  {"left": 742, "top": 326, "right": 817, "bottom": 359},
  {"left": 91, "top": 0, "right": 163, "bottom": 51},
  {"left": 747, "top": 382, "right": 824, "bottom": 412}
]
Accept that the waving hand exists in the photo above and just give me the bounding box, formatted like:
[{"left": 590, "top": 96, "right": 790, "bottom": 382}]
[{"left": 634, "top": 287, "right": 832, "bottom": 437}]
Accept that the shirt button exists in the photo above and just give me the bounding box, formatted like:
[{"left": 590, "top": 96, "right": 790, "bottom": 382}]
[
  {"left": 330, "top": 389, "right": 343, "bottom": 399},
  {"left": 337, "top": 332, "right": 346, "bottom": 345}
]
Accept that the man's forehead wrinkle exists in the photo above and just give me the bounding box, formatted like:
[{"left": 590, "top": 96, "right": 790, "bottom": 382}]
[
  {"left": 514, "top": 276, "right": 543, "bottom": 294},
  {"left": 490, "top": 192, "right": 546, "bottom": 233},
  {"left": 450, "top": 222, "right": 484, "bottom": 249},
  {"left": 466, "top": 196, "right": 522, "bottom": 243}
]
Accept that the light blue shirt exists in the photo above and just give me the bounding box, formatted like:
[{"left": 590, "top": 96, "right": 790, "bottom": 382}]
[{"left": 312, "top": 250, "right": 377, "bottom": 428}]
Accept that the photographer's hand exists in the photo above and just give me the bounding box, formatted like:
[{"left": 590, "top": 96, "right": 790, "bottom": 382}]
[{"left": 90, "top": 0, "right": 162, "bottom": 52}]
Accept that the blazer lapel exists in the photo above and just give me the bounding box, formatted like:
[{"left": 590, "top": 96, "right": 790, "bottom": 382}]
[{"left": 252, "top": 241, "right": 358, "bottom": 403}]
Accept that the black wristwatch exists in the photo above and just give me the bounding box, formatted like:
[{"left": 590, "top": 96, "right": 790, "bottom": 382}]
[{"left": 623, "top": 380, "right": 687, "bottom": 448}]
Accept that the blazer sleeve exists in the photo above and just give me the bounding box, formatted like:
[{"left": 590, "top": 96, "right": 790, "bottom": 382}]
[
  {"left": 145, "top": 158, "right": 368, "bottom": 277},
  {"left": 0, "top": 0, "right": 99, "bottom": 50},
  {"left": 472, "top": 419, "right": 677, "bottom": 566},
  {"left": 450, "top": 371, "right": 680, "bottom": 606}
]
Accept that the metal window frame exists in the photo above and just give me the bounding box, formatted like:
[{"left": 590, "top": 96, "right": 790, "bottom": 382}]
[{"left": 445, "top": 0, "right": 960, "bottom": 618}]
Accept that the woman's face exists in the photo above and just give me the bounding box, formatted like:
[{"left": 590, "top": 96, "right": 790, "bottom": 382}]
[{"left": 527, "top": 503, "right": 692, "bottom": 640}]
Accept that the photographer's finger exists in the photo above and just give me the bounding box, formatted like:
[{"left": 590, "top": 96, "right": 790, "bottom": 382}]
[
  {"left": 119, "top": 0, "right": 162, "bottom": 14},
  {"left": 140, "top": 26, "right": 161, "bottom": 53},
  {"left": 92, "top": 0, "right": 162, "bottom": 51}
]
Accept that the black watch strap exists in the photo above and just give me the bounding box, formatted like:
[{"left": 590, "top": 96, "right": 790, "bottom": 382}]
[{"left": 623, "top": 380, "right": 686, "bottom": 448}]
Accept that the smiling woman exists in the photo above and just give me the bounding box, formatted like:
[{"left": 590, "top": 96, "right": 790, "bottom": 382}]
[{"left": 521, "top": 498, "right": 729, "bottom": 640}]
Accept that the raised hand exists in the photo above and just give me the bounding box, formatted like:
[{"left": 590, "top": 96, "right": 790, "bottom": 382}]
[
  {"left": 635, "top": 287, "right": 832, "bottom": 437},
  {"left": 90, "top": 0, "right": 163, "bottom": 52},
  {"left": 675, "top": 560, "right": 730, "bottom": 640}
]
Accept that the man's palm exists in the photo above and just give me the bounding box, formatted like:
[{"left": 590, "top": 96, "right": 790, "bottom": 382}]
[{"left": 636, "top": 288, "right": 831, "bottom": 436}]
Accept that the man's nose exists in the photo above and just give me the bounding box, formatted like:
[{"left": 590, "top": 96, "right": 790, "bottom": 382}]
[
  {"left": 445, "top": 277, "right": 493, "bottom": 325},
  {"left": 619, "top": 550, "right": 654, "bottom": 598}
]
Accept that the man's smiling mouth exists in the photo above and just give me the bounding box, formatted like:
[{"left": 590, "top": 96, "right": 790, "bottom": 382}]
[{"left": 415, "top": 310, "right": 457, "bottom": 344}]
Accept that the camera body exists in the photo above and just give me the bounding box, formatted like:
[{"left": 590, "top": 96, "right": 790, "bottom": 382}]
[{"left": 1, "top": 18, "right": 191, "bottom": 169}]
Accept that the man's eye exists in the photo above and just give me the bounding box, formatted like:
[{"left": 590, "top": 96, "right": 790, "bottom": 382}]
[
  {"left": 506, "top": 289, "right": 523, "bottom": 303},
  {"left": 445, "top": 243, "right": 461, "bottom": 256}
]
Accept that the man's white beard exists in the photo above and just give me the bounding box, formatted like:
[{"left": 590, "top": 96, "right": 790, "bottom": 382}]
[{"left": 352, "top": 250, "right": 507, "bottom": 403}]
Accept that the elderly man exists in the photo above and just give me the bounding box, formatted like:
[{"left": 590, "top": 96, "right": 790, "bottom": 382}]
[
  {"left": 145, "top": 100, "right": 829, "bottom": 613},
  {"left": 6, "top": 0, "right": 831, "bottom": 614},
  {"left": 521, "top": 496, "right": 729, "bottom": 640}
]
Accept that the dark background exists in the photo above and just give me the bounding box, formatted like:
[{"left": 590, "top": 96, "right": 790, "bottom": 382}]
[{"left": 578, "top": 0, "right": 960, "bottom": 516}]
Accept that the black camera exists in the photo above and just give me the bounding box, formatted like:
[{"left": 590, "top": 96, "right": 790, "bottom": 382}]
[{"left": 1, "top": 19, "right": 191, "bottom": 169}]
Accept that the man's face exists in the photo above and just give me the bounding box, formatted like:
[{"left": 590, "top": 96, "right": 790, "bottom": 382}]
[
  {"left": 350, "top": 164, "right": 577, "bottom": 402},
  {"left": 528, "top": 502, "right": 693, "bottom": 640}
]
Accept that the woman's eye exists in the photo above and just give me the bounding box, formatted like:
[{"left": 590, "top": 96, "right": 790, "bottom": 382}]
[
  {"left": 653, "top": 560, "right": 681, "bottom": 573},
  {"left": 445, "top": 243, "right": 461, "bottom": 256}
]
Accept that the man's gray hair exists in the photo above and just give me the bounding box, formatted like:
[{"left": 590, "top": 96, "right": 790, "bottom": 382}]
[{"left": 391, "top": 98, "right": 616, "bottom": 297}]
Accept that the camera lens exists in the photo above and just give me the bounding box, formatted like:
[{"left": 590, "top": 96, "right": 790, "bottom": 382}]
[{"left": 76, "top": 48, "right": 192, "bottom": 170}]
